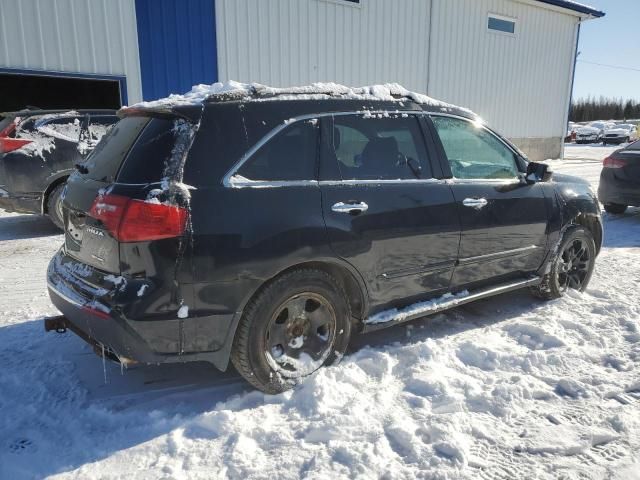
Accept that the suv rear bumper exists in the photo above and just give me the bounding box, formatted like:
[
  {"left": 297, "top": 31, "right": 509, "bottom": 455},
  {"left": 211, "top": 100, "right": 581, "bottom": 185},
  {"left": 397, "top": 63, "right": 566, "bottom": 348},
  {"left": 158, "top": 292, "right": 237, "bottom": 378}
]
[{"left": 46, "top": 249, "right": 238, "bottom": 370}]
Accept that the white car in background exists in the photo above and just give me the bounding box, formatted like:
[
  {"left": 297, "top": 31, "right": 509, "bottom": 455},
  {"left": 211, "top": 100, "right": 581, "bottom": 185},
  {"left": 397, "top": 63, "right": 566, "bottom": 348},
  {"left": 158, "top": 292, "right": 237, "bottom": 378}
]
[
  {"left": 602, "top": 123, "right": 638, "bottom": 145},
  {"left": 575, "top": 121, "right": 608, "bottom": 144}
]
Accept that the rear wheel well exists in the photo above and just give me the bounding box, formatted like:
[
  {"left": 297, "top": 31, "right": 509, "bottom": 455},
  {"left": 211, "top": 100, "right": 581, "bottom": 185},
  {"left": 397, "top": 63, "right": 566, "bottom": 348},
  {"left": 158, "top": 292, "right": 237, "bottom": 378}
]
[
  {"left": 573, "top": 213, "right": 602, "bottom": 254},
  {"left": 42, "top": 176, "right": 68, "bottom": 214},
  {"left": 254, "top": 261, "right": 366, "bottom": 323}
]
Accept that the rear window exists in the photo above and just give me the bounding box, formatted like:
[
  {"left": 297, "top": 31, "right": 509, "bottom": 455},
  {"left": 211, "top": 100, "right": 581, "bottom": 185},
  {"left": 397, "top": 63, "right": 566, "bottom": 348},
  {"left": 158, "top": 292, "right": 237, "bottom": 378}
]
[
  {"left": 116, "top": 118, "right": 177, "bottom": 184},
  {"left": 83, "top": 116, "right": 149, "bottom": 182}
]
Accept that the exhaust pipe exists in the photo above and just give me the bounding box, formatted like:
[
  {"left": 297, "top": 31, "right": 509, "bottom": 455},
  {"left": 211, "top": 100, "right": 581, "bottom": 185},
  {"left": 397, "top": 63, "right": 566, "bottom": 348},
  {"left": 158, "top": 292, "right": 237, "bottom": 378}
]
[{"left": 44, "top": 315, "right": 69, "bottom": 333}]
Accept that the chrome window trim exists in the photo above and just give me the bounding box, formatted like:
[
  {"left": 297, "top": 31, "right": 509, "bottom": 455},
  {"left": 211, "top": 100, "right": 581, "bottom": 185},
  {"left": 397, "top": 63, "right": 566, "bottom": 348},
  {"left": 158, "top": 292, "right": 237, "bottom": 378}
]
[{"left": 222, "top": 110, "right": 426, "bottom": 188}]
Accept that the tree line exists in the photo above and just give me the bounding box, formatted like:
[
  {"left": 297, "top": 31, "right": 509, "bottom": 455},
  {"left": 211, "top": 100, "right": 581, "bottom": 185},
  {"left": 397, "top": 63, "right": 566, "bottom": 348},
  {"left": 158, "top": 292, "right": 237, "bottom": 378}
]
[{"left": 570, "top": 97, "right": 640, "bottom": 123}]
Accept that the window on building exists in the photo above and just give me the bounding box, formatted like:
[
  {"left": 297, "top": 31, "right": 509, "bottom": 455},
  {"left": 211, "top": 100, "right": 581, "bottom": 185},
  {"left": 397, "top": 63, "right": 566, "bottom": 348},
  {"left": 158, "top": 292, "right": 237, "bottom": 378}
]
[
  {"left": 488, "top": 14, "right": 516, "bottom": 34},
  {"left": 431, "top": 116, "right": 519, "bottom": 180},
  {"left": 237, "top": 120, "right": 318, "bottom": 181},
  {"left": 331, "top": 115, "right": 432, "bottom": 180}
]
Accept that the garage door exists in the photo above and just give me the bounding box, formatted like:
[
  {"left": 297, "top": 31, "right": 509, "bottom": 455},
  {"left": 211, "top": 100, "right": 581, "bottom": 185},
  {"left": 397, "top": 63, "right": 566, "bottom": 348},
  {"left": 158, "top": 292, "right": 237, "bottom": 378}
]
[{"left": 0, "top": 71, "right": 123, "bottom": 112}]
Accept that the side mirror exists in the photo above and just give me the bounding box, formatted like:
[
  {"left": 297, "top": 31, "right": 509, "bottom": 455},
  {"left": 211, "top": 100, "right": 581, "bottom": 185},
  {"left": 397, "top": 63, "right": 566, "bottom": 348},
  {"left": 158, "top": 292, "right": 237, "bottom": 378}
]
[{"left": 525, "top": 162, "right": 553, "bottom": 184}]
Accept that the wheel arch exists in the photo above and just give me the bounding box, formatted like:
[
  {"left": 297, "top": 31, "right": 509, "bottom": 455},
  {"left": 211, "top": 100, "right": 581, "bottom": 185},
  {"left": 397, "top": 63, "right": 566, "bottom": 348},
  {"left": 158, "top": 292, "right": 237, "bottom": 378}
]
[
  {"left": 572, "top": 212, "right": 603, "bottom": 254},
  {"left": 41, "top": 173, "right": 70, "bottom": 214}
]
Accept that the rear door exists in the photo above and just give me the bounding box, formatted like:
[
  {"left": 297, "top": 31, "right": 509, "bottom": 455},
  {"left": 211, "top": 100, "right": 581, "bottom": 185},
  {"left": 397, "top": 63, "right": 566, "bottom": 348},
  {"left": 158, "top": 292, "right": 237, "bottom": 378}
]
[
  {"left": 319, "top": 112, "right": 461, "bottom": 309},
  {"left": 428, "top": 114, "right": 549, "bottom": 289}
]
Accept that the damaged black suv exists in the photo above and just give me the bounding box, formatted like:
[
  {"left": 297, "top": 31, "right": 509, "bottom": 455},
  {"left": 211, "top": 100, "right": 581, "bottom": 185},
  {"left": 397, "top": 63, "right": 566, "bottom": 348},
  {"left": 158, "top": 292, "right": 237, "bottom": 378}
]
[{"left": 46, "top": 85, "right": 602, "bottom": 393}]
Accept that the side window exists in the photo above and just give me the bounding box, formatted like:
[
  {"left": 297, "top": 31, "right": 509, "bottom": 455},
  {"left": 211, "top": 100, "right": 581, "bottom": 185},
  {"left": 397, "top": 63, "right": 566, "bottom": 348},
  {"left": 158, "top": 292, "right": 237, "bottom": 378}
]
[
  {"left": 331, "top": 115, "right": 432, "bottom": 180},
  {"left": 431, "top": 116, "right": 519, "bottom": 180},
  {"left": 237, "top": 120, "right": 318, "bottom": 181},
  {"left": 37, "top": 116, "right": 82, "bottom": 143}
]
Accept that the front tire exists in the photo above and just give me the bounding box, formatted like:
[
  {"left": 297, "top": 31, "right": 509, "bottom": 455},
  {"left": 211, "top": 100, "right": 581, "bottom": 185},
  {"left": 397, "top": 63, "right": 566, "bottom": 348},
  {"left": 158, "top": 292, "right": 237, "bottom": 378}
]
[
  {"left": 604, "top": 203, "right": 627, "bottom": 214},
  {"left": 530, "top": 226, "right": 596, "bottom": 300},
  {"left": 231, "top": 269, "right": 352, "bottom": 394},
  {"left": 46, "top": 183, "right": 66, "bottom": 230}
]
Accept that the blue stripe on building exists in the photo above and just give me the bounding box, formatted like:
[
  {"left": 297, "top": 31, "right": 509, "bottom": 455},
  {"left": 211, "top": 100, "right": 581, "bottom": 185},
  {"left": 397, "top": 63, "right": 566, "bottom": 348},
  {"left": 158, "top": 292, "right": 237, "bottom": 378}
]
[{"left": 135, "top": 0, "right": 218, "bottom": 101}]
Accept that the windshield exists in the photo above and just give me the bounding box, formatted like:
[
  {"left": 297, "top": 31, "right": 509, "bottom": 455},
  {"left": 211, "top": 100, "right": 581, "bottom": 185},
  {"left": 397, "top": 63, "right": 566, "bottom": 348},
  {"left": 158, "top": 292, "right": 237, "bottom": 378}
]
[
  {"left": 589, "top": 122, "right": 604, "bottom": 129},
  {"left": 612, "top": 124, "right": 632, "bottom": 130}
]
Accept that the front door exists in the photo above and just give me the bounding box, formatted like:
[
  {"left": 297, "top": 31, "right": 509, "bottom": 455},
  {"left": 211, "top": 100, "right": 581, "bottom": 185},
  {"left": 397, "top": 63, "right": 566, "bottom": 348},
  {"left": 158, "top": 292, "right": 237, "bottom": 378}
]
[
  {"left": 429, "top": 115, "right": 550, "bottom": 289},
  {"left": 319, "top": 113, "right": 461, "bottom": 310}
]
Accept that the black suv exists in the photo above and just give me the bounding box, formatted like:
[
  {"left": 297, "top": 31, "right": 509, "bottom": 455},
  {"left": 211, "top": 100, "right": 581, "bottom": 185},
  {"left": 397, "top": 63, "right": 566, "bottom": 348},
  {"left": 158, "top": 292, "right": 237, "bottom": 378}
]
[
  {"left": 0, "top": 109, "right": 118, "bottom": 228},
  {"left": 46, "top": 86, "right": 602, "bottom": 393}
]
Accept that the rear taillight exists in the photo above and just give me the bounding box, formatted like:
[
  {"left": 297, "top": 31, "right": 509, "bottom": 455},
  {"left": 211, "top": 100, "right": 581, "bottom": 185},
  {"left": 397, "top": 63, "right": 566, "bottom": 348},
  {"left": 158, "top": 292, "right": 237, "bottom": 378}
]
[
  {"left": 0, "top": 138, "right": 32, "bottom": 154},
  {"left": 0, "top": 122, "right": 16, "bottom": 137},
  {"left": 603, "top": 156, "right": 627, "bottom": 169},
  {"left": 89, "top": 194, "right": 188, "bottom": 242}
]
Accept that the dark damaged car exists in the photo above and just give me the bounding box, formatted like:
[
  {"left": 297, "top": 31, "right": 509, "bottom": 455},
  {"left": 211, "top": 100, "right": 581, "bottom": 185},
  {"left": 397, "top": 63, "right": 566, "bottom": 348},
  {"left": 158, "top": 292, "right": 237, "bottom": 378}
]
[
  {"left": 45, "top": 83, "right": 602, "bottom": 393},
  {"left": 0, "top": 109, "right": 118, "bottom": 228}
]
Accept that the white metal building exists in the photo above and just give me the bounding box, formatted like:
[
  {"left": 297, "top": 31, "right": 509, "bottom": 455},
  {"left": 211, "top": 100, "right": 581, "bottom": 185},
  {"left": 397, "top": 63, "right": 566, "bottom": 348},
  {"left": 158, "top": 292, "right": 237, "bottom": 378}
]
[{"left": 0, "top": 0, "right": 603, "bottom": 160}]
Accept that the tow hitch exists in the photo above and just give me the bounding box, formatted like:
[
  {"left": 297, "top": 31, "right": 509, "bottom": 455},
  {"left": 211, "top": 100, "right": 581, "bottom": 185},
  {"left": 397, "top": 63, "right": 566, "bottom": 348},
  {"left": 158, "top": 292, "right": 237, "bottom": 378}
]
[
  {"left": 43, "top": 315, "right": 138, "bottom": 366},
  {"left": 44, "top": 315, "right": 69, "bottom": 333}
]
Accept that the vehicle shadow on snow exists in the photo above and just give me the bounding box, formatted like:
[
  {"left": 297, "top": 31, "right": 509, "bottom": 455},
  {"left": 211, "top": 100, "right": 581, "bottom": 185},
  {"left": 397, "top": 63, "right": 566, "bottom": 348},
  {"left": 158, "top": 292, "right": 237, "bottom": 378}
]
[
  {"left": 0, "top": 317, "right": 251, "bottom": 479},
  {"left": 0, "top": 214, "right": 61, "bottom": 241},
  {"left": 602, "top": 207, "right": 640, "bottom": 248}
]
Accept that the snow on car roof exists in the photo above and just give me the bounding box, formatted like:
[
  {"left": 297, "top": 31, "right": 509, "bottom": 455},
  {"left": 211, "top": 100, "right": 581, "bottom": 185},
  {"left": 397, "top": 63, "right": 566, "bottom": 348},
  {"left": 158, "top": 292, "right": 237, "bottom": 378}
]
[{"left": 121, "top": 80, "right": 476, "bottom": 117}]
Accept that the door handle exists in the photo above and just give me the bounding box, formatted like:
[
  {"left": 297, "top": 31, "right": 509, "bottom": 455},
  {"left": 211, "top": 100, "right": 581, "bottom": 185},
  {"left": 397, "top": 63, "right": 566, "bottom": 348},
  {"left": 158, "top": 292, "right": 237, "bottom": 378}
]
[
  {"left": 462, "top": 198, "right": 488, "bottom": 209},
  {"left": 332, "top": 201, "right": 369, "bottom": 214}
]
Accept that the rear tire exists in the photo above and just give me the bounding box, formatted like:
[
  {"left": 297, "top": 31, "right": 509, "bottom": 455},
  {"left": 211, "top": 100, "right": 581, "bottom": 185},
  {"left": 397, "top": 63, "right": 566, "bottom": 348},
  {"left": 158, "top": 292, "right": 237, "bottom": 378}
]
[
  {"left": 604, "top": 203, "right": 627, "bottom": 214},
  {"left": 231, "top": 269, "right": 352, "bottom": 394},
  {"left": 46, "top": 183, "right": 66, "bottom": 230},
  {"left": 530, "top": 226, "right": 596, "bottom": 300}
]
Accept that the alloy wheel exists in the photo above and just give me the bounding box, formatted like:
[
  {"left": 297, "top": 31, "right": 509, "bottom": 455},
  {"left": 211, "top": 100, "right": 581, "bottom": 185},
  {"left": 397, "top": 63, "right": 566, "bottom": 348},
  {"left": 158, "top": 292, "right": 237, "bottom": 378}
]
[{"left": 557, "top": 238, "right": 592, "bottom": 291}]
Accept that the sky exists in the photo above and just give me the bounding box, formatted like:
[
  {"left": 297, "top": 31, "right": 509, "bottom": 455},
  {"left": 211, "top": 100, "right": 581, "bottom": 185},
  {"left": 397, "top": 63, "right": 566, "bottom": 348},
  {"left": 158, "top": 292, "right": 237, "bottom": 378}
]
[{"left": 572, "top": 0, "right": 640, "bottom": 101}]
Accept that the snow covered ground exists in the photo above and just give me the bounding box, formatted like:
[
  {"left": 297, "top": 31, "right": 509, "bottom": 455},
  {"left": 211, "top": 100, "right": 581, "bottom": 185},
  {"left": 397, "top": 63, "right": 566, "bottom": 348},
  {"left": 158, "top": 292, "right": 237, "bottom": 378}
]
[{"left": 1, "top": 145, "right": 639, "bottom": 479}]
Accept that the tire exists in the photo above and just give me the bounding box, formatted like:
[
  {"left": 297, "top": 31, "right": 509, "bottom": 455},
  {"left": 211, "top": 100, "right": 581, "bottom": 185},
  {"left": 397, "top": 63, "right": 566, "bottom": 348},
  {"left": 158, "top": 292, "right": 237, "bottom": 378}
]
[
  {"left": 46, "top": 183, "right": 66, "bottom": 230},
  {"left": 530, "top": 226, "right": 596, "bottom": 300},
  {"left": 604, "top": 203, "right": 627, "bottom": 214},
  {"left": 231, "top": 269, "right": 352, "bottom": 394}
]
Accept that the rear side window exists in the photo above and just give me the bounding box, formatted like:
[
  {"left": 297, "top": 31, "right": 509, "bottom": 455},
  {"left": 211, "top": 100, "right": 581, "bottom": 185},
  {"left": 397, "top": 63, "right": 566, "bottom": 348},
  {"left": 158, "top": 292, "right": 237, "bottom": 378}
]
[
  {"left": 431, "top": 116, "right": 519, "bottom": 180},
  {"left": 83, "top": 117, "right": 149, "bottom": 183},
  {"left": 236, "top": 120, "right": 318, "bottom": 181},
  {"left": 331, "top": 115, "right": 432, "bottom": 180},
  {"left": 117, "top": 118, "right": 178, "bottom": 184}
]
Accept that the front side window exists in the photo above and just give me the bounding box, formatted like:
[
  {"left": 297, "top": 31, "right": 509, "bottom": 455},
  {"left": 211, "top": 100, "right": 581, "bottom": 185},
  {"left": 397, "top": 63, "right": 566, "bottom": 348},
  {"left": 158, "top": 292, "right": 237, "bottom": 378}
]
[
  {"left": 431, "top": 116, "right": 519, "bottom": 180},
  {"left": 237, "top": 120, "right": 318, "bottom": 181},
  {"left": 331, "top": 114, "right": 432, "bottom": 180}
]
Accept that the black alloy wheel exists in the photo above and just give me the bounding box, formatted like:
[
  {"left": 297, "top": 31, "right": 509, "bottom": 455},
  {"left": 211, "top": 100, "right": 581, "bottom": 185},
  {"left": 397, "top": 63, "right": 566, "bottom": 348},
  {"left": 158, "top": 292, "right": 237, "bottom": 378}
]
[{"left": 556, "top": 237, "right": 592, "bottom": 292}]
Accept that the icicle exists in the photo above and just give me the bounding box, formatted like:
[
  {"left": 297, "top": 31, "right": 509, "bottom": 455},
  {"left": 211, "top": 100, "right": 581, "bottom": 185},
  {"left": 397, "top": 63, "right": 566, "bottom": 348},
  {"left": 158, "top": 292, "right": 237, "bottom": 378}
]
[{"left": 101, "top": 344, "right": 107, "bottom": 384}]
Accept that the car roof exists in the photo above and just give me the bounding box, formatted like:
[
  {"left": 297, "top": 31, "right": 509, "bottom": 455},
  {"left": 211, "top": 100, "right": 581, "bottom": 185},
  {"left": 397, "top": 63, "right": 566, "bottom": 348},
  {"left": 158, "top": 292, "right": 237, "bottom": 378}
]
[
  {"left": 1, "top": 108, "right": 118, "bottom": 119},
  {"left": 120, "top": 81, "right": 479, "bottom": 123}
]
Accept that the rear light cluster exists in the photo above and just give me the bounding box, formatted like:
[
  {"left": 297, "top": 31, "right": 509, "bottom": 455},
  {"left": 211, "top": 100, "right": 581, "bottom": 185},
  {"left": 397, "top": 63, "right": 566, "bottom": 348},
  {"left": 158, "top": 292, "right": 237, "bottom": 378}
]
[
  {"left": 89, "top": 193, "right": 188, "bottom": 242},
  {"left": 0, "top": 122, "right": 32, "bottom": 154},
  {"left": 603, "top": 156, "right": 627, "bottom": 169}
]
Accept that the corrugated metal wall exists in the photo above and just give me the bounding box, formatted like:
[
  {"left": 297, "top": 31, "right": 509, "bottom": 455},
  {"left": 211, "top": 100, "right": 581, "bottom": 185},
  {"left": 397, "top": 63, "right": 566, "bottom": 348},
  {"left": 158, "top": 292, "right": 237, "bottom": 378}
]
[
  {"left": 428, "top": 0, "right": 578, "bottom": 139},
  {"left": 0, "top": 0, "right": 143, "bottom": 104},
  {"left": 216, "top": 0, "right": 578, "bottom": 142},
  {"left": 215, "top": 0, "right": 431, "bottom": 92}
]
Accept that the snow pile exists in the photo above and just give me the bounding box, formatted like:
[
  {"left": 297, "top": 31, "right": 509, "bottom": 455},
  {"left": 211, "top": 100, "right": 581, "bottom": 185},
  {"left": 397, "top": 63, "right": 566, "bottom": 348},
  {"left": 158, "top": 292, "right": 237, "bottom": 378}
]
[{"left": 123, "top": 80, "right": 475, "bottom": 115}]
